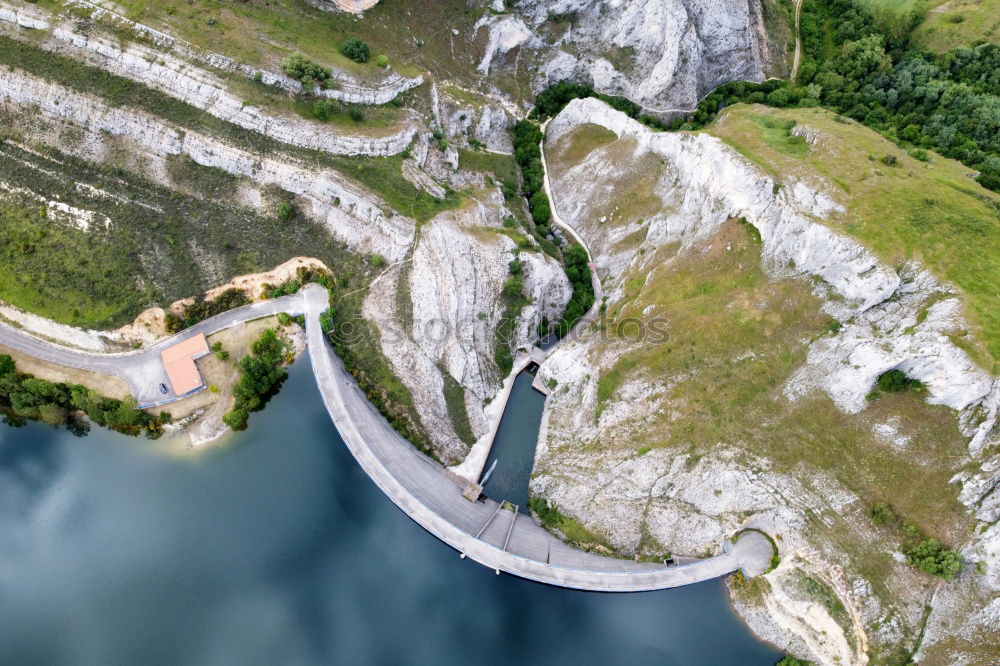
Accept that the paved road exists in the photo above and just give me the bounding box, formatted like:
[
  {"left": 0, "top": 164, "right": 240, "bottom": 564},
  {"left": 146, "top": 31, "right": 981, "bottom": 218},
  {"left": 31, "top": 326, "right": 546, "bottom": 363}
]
[
  {"left": 302, "top": 285, "right": 773, "bottom": 590},
  {"left": 0, "top": 283, "right": 774, "bottom": 588},
  {"left": 0, "top": 292, "right": 309, "bottom": 406}
]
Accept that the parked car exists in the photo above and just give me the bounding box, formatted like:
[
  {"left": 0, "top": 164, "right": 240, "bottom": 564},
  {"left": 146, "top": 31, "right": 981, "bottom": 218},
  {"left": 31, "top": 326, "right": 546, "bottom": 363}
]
[{"left": 158, "top": 383, "right": 168, "bottom": 395}]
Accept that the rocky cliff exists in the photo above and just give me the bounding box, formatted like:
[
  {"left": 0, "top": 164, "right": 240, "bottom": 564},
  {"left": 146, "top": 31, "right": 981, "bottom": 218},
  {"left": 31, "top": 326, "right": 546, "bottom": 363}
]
[
  {"left": 364, "top": 192, "right": 570, "bottom": 462},
  {"left": 473, "top": 0, "right": 788, "bottom": 111},
  {"left": 531, "top": 97, "right": 999, "bottom": 664}
]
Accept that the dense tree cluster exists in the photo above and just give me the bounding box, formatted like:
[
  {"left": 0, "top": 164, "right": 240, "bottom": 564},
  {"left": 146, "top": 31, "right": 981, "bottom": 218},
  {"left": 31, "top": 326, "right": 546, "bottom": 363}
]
[
  {"left": 532, "top": 81, "right": 668, "bottom": 131},
  {"left": 559, "top": 245, "right": 594, "bottom": 336},
  {"left": 904, "top": 538, "right": 963, "bottom": 579},
  {"left": 165, "top": 288, "right": 250, "bottom": 333},
  {"left": 511, "top": 120, "right": 552, "bottom": 234},
  {"left": 686, "top": 0, "right": 1000, "bottom": 192},
  {"left": 0, "top": 354, "right": 168, "bottom": 437},
  {"left": 223, "top": 328, "right": 289, "bottom": 431}
]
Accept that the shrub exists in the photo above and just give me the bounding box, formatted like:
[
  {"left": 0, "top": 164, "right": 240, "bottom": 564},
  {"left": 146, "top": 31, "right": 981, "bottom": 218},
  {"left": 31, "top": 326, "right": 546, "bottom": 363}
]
[
  {"left": 881, "top": 154, "right": 898, "bottom": 166},
  {"left": 904, "top": 539, "right": 962, "bottom": 579},
  {"left": 348, "top": 106, "right": 366, "bottom": 123},
  {"left": 339, "top": 38, "right": 370, "bottom": 63},
  {"left": 876, "top": 369, "right": 922, "bottom": 393},
  {"left": 910, "top": 148, "right": 928, "bottom": 162},
  {"left": 371, "top": 253, "right": 386, "bottom": 269},
  {"left": 870, "top": 501, "right": 897, "bottom": 525},
  {"left": 278, "top": 201, "right": 295, "bottom": 221},
  {"left": 223, "top": 407, "right": 249, "bottom": 431},
  {"left": 375, "top": 54, "right": 389, "bottom": 68},
  {"left": 165, "top": 289, "right": 250, "bottom": 333},
  {"left": 281, "top": 53, "right": 331, "bottom": 85}
]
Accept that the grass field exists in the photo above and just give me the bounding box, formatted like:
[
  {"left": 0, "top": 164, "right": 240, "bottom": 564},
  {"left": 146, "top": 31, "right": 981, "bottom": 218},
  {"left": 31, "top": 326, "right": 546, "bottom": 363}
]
[
  {"left": 706, "top": 104, "right": 1000, "bottom": 372},
  {"left": 912, "top": 0, "right": 1000, "bottom": 49}
]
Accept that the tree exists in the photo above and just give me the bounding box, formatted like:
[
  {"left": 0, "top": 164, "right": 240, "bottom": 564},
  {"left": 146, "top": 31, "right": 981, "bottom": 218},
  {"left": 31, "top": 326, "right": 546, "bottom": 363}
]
[
  {"left": 223, "top": 407, "right": 249, "bottom": 431},
  {"left": 339, "top": 38, "right": 370, "bottom": 64}
]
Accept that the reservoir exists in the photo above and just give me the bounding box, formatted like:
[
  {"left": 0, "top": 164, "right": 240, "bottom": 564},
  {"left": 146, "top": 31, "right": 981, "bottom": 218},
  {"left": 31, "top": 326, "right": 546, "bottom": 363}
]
[{"left": 0, "top": 358, "right": 781, "bottom": 665}]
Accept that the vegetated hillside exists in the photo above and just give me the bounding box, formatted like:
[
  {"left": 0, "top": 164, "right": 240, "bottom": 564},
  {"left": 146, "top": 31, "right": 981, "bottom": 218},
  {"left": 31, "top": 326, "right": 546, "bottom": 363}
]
[
  {"left": 707, "top": 104, "right": 1000, "bottom": 372},
  {"left": 533, "top": 97, "right": 999, "bottom": 665},
  {"left": 912, "top": 0, "right": 1000, "bottom": 50}
]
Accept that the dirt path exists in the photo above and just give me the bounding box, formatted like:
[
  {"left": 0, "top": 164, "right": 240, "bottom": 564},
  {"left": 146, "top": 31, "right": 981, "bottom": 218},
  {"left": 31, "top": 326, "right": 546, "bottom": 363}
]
[{"left": 792, "top": 0, "right": 804, "bottom": 82}]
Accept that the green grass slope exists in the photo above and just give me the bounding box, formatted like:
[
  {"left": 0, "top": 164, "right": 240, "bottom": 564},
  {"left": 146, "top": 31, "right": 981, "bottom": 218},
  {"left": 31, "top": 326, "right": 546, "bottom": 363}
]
[{"left": 706, "top": 104, "right": 1000, "bottom": 372}]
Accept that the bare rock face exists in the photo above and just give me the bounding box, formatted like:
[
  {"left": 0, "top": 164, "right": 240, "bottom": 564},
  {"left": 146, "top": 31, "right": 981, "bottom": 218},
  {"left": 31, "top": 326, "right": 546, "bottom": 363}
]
[
  {"left": 480, "top": 0, "right": 782, "bottom": 111},
  {"left": 0, "top": 10, "right": 418, "bottom": 157},
  {"left": 364, "top": 192, "right": 570, "bottom": 462},
  {"left": 310, "top": 0, "right": 381, "bottom": 13},
  {"left": 0, "top": 68, "right": 416, "bottom": 261},
  {"left": 533, "top": 98, "right": 999, "bottom": 665}
]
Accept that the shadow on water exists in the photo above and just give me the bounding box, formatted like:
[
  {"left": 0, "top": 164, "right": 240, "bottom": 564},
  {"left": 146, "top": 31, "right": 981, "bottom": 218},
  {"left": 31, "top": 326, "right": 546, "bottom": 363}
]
[
  {"left": 0, "top": 357, "right": 782, "bottom": 666},
  {"left": 481, "top": 367, "right": 547, "bottom": 512}
]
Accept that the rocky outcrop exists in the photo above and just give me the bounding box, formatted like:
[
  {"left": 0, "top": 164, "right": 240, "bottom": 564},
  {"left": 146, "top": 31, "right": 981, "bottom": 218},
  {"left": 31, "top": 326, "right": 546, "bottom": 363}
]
[
  {"left": 309, "top": 0, "right": 381, "bottom": 13},
  {"left": 364, "top": 191, "right": 570, "bottom": 462},
  {"left": 546, "top": 98, "right": 994, "bottom": 422},
  {"left": 479, "top": 0, "right": 783, "bottom": 112},
  {"left": 533, "top": 97, "right": 999, "bottom": 664},
  {"left": 0, "top": 68, "right": 416, "bottom": 261},
  {"left": 0, "top": 7, "right": 419, "bottom": 156}
]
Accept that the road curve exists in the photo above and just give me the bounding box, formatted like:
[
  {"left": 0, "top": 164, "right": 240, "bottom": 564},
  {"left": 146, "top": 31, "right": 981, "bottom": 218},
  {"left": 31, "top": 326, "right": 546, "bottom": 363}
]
[
  {"left": 302, "top": 285, "right": 773, "bottom": 590},
  {"left": 0, "top": 284, "right": 775, "bottom": 589},
  {"left": 0, "top": 292, "right": 309, "bottom": 406}
]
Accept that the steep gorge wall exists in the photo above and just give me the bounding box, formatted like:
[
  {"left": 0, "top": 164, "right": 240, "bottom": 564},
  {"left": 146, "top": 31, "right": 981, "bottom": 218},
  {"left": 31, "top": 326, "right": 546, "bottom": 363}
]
[
  {"left": 475, "top": 0, "right": 785, "bottom": 111},
  {"left": 532, "top": 97, "right": 999, "bottom": 664}
]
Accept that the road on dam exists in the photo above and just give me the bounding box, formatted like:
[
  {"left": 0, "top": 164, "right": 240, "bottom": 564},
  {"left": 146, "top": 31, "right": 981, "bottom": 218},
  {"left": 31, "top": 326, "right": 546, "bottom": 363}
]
[{"left": 0, "top": 290, "right": 774, "bottom": 590}]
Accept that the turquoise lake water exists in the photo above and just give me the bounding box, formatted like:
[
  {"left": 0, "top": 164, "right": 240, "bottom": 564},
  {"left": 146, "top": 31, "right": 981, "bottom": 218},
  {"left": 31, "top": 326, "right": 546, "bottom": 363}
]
[{"left": 0, "top": 358, "right": 781, "bottom": 665}]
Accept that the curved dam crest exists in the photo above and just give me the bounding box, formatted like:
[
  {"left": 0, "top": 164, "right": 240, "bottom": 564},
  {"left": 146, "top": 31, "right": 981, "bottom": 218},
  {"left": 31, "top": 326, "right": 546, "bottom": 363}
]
[{"left": 0, "top": 285, "right": 773, "bottom": 589}]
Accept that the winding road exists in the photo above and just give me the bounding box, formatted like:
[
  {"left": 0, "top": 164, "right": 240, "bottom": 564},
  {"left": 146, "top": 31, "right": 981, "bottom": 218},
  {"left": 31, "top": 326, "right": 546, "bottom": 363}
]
[{"left": 0, "top": 292, "right": 309, "bottom": 407}]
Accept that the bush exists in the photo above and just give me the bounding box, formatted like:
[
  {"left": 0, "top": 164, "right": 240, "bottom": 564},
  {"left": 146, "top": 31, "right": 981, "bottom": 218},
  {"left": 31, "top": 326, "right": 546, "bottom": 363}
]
[
  {"left": 278, "top": 201, "right": 295, "bottom": 221},
  {"left": 339, "top": 38, "right": 370, "bottom": 63},
  {"left": 348, "top": 106, "right": 366, "bottom": 123},
  {"left": 870, "top": 501, "right": 897, "bottom": 525},
  {"left": 375, "top": 54, "right": 389, "bottom": 68},
  {"left": 876, "top": 368, "right": 922, "bottom": 393},
  {"left": 223, "top": 407, "right": 248, "bottom": 431},
  {"left": 165, "top": 288, "right": 250, "bottom": 333},
  {"left": 281, "top": 52, "right": 331, "bottom": 85},
  {"left": 905, "top": 538, "right": 962, "bottom": 579},
  {"left": 910, "top": 148, "right": 928, "bottom": 162}
]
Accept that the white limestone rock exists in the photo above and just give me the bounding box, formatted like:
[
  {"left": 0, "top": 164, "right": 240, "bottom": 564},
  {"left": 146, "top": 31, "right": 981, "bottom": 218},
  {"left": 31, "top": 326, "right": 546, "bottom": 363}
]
[
  {"left": 363, "top": 192, "right": 570, "bottom": 462},
  {"left": 517, "top": 0, "right": 777, "bottom": 111},
  {"left": 0, "top": 68, "right": 416, "bottom": 261}
]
